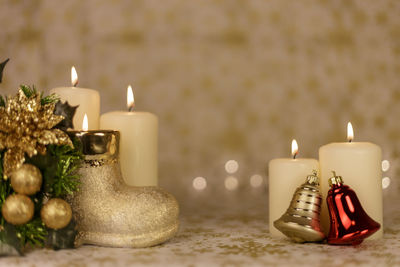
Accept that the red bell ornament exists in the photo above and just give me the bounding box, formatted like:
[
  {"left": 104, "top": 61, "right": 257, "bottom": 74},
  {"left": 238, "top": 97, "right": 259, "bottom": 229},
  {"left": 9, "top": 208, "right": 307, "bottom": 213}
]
[{"left": 326, "top": 172, "right": 380, "bottom": 245}]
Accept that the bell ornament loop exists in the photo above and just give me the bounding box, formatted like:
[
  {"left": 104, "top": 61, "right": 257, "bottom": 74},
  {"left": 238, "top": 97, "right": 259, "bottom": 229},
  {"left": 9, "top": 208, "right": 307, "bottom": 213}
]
[
  {"left": 306, "top": 170, "right": 319, "bottom": 185},
  {"left": 328, "top": 171, "right": 344, "bottom": 186}
]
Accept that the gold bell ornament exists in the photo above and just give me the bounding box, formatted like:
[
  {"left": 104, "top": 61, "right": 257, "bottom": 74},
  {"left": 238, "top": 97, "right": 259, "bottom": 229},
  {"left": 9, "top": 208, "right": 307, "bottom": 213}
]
[{"left": 274, "top": 170, "right": 325, "bottom": 243}]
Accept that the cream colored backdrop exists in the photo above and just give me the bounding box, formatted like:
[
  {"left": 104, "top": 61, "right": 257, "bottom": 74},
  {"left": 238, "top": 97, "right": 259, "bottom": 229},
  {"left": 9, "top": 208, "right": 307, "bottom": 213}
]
[{"left": 0, "top": 0, "right": 398, "bottom": 212}]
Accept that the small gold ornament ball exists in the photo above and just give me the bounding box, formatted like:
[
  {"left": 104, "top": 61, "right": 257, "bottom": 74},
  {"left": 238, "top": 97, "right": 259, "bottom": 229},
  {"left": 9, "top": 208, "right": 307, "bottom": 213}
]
[
  {"left": 1, "top": 194, "right": 34, "bottom": 225},
  {"left": 10, "top": 163, "right": 42, "bottom": 195},
  {"left": 41, "top": 198, "right": 72, "bottom": 229}
]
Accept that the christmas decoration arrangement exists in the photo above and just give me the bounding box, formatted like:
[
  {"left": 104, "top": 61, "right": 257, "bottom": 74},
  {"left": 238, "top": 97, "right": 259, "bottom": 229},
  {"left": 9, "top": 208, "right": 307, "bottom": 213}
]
[
  {"left": 0, "top": 54, "right": 383, "bottom": 259},
  {"left": 0, "top": 60, "right": 83, "bottom": 255},
  {"left": 274, "top": 170, "right": 381, "bottom": 246},
  {"left": 0, "top": 59, "right": 179, "bottom": 254}
]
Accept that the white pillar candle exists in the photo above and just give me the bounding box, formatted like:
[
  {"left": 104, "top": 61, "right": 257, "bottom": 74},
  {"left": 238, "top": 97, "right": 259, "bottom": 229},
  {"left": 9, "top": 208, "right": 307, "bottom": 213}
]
[
  {"left": 50, "top": 66, "right": 100, "bottom": 130},
  {"left": 319, "top": 122, "right": 383, "bottom": 239},
  {"left": 268, "top": 140, "right": 319, "bottom": 238},
  {"left": 100, "top": 85, "right": 158, "bottom": 186}
]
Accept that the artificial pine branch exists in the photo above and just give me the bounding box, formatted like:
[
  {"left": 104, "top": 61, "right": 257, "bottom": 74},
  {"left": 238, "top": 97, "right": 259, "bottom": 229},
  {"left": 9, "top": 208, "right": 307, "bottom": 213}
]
[
  {"left": 19, "top": 84, "right": 59, "bottom": 105},
  {"left": 14, "top": 218, "right": 47, "bottom": 247},
  {"left": 20, "top": 84, "right": 37, "bottom": 98},
  {"left": 40, "top": 92, "right": 59, "bottom": 105},
  {"left": 50, "top": 141, "right": 83, "bottom": 197},
  {"left": 0, "top": 152, "right": 11, "bottom": 208},
  {"left": 0, "top": 181, "right": 11, "bottom": 211}
]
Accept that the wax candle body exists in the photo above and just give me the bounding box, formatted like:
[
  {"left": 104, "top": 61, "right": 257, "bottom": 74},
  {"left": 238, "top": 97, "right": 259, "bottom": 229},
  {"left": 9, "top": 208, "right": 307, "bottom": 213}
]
[
  {"left": 100, "top": 111, "right": 158, "bottom": 186},
  {"left": 268, "top": 158, "right": 319, "bottom": 237},
  {"left": 319, "top": 142, "right": 382, "bottom": 239},
  {"left": 50, "top": 87, "right": 100, "bottom": 130}
]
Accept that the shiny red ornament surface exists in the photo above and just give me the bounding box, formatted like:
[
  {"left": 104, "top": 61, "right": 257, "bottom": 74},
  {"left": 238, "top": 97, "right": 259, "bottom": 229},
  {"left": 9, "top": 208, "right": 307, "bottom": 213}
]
[{"left": 327, "top": 183, "right": 380, "bottom": 245}]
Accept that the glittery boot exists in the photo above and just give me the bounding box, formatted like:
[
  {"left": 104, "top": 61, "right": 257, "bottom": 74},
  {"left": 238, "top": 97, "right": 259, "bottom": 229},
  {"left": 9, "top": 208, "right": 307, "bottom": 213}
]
[{"left": 68, "top": 130, "right": 179, "bottom": 248}]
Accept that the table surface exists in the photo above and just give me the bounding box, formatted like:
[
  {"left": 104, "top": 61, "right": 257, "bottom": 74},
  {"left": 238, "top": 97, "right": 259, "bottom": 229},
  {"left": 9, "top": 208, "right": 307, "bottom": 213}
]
[{"left": 2, "top": 197, "right": 400, "bottom": 267}]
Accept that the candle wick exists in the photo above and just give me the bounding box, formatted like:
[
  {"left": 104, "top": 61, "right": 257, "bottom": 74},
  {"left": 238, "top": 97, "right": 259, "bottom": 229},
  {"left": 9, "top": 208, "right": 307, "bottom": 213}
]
[
  {"left": 128, "top": 106, "right": 134, "bottom": 112},
  {"left": 293, "top": 153, "right": 297, "bottom": 159}
]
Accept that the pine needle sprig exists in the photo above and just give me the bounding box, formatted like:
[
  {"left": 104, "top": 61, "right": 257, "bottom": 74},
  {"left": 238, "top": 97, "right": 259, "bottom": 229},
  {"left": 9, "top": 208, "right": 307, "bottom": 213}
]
[
  {"left": 48, "top": 142, "right": 83, "bottom": 198},
  {"left": 19, "top": 84, "right": 59, "bottom": 105},
  {"left": 15, "top": 218, "right": 47, "bottom": 247},
  {"left": 20, "top": 84, "right": 37, "bottom": 98},
  {"left": 0, "top": 152, "right": 11, "bottom": 208},
  {"left": 0, "top": 180, "right": 11, "bottom": 208},
  {"left": 40, "top": 92, "right": 59, "bottom": 105},
  {"left": 0, "top": 180, "right": 12, "bottom": 227},
  {"left": 0, "top": 84, "right": 59, "bottom": 108}
]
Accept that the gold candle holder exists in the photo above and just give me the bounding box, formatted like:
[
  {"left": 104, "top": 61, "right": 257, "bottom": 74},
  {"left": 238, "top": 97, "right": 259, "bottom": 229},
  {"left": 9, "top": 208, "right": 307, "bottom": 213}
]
[{"left": 68, "top": 130, "right": 179, "bottom": 248}]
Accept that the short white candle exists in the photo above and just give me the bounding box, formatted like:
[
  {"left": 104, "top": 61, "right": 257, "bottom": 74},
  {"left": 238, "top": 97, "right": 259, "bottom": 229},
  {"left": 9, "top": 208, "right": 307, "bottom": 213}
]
[
  {"left": 268, "top": 140, "right": 319, "bottom": 238},
  {"left": 319, "top": 122, "right": 383, "bottom": 239},
  {"left": 100, "top": 85, "right": 158, "bottom": 186},
  {"left": 50, "top": 66, "right": 100, "bottom": 130}
]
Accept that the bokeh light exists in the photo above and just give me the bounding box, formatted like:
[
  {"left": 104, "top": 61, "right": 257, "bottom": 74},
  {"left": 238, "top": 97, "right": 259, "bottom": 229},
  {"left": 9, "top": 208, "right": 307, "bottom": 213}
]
[
  {"left": 225, "top": 160, "right": 239, "bottom": 174},
  {"left": 382, "top": 160, "right": 390, "bottom": 172},
  {"left": 193, "top": 177, "right": 207, "bottom": 190},
  {"left": 382, "top": 177, "right": 391, "bottom": 189},
  {"left": 225, "top": 176, "right": 239, "bottom": 191},
  {"left": 250, "top": 174, "right": 263, "bottom": 188}
]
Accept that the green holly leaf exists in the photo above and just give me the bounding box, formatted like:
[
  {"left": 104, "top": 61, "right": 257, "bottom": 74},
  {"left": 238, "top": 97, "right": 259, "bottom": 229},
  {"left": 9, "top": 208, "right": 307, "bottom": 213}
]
[
  {"left": 53, "top": 101, "right": 78, "bottom": 131},
  {"left": 0, "top": 223, "right": 23, "bottom": 256},
  {"left": 45, "top": 220, "right": 77, "bottom": 250},
  {"left": 0, "top": 96, "right": 5, "bottom": 107},
  {"left": 0, "top": 58, "right": 9, "bottom": 83}
]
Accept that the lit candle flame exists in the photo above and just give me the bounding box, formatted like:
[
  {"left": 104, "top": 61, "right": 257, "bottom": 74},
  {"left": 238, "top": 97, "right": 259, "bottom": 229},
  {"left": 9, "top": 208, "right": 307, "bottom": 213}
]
[
  {"left": 347, "top": 122, "right": 354, "bottom": 142},
  {"left": 291, "top": 139, "right": 298, "bottom": 159},
  {"left": 82, "top": 114, "right": 88, "bottom": 131},
  {"left": 127, "top": 85, "right": 134, "bottom": 111},
  {"left": 71, "top": 66, "right": 78, "bottom": 87}
]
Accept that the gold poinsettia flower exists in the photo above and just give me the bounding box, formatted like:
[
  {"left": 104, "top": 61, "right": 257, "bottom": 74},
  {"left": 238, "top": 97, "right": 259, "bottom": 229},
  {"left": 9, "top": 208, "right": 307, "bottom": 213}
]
[{"left": 0, "top": 89, "right": 73, "bottom": 178}]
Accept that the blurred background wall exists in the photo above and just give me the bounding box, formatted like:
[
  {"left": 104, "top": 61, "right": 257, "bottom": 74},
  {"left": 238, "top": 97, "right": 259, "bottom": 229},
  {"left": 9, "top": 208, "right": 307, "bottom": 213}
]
[{"left": 0, "top": 0, "right": 398, "bottom": 213}]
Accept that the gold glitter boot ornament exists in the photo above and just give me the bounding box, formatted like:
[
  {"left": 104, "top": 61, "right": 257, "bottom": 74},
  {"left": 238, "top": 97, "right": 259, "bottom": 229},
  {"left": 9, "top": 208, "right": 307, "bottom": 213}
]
[{"left": 68, "top": 130, "right": 179, "bottom": 248}]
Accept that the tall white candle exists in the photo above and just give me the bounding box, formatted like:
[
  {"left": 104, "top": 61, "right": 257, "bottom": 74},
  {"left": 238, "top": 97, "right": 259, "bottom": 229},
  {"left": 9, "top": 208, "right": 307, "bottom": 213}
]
[
  {"left": 268, "top": 140, "right": 319, "bottom": 238},
  {"left": 50, "top": 66, "right": 100, "bottom": 130},
  {"left": 319, "top": 122, "right": 383, "bottom": 239},
  {"left": 100, "top": 85, "right": 158, "bottom": 186}
]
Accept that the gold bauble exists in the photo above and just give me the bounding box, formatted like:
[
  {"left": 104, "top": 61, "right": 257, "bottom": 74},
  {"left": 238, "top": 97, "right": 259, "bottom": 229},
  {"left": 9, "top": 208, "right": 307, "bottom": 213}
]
[
  {"left": 1, "top": 194, "right": 34, "bottom": 225},
  {"left": 10, "top": 164, "right": 42, "bottom": 195},
  {"left": 41, "top": 198, "right": 72, "bottom": 229}
]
